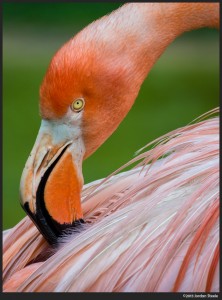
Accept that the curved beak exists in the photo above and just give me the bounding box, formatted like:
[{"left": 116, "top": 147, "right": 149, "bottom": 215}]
[{"left": 20, "top": 120, "right": 85, "bottom": 244}]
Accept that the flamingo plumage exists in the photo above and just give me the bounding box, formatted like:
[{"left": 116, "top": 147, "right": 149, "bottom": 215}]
[{"left": 3, "top": 3, "right": 219, "bottom": 292}]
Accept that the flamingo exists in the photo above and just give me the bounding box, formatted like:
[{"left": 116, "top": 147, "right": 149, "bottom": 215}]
[{"left": 3, "top": 3, "right": 219, "bottom": 292}]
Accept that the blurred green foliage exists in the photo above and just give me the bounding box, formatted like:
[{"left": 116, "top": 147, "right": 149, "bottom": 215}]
[{"left": 3, "top": 3, "right": 219, "bottom": 229}]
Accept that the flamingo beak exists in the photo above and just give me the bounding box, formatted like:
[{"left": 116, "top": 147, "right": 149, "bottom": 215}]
[{"left": 20, "top": 120, "right": 85, "bottom": 244}]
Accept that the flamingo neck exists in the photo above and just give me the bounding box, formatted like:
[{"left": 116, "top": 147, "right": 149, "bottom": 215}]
[
  {"left": 79, "top": 3, "right": 219, "bottom": 107},
  {"left": 77, "top": 3, "right": 219, "bottom": 158},
  {"left": 101, "top": 3, "right": 219, "bottom": 84}
]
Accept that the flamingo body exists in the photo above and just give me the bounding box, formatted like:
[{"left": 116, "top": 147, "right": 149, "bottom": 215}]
[{"left": 3, "top": 110, "right": 219, "bottom": 292}]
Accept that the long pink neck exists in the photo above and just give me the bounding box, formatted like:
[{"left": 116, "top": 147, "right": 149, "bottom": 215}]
[
  {"left": 79, "top": 3, "right": 219, "bottom": 105},
  {"left": 106, "top": 3, "right": 219, "bottom": 85},
  {"left": 75, "top": 3, "right": 219, "bottom": 158}
]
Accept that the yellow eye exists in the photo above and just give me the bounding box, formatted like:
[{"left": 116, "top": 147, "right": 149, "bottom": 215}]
[{"left": 71, "top": 98, "right": 85, "bottom": 112}]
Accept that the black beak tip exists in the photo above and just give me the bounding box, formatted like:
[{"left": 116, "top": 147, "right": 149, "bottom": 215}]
[{"left": 22, "top": 202, "right": 84, "bottom": 245}]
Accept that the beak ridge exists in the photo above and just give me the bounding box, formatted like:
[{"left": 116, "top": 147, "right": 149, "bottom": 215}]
[{"left": 20, "top": 120, "right": 85, "bottom": 244}]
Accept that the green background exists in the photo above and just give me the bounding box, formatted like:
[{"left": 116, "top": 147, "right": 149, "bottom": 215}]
[{"left": 3, "top": 3, "right": 219, "bottom": 229}]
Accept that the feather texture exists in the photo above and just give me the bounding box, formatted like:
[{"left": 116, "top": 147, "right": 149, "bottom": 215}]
[{"left": 3, "top": 108, "right": 219, "bottom": 292}]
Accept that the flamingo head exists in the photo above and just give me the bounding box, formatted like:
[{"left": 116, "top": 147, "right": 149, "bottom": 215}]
[{"left": 19, "top": 23, "right": 141, "bottom": 244}]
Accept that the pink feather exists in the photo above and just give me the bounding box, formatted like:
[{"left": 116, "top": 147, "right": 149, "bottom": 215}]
[{"left": 3, "top": 108, "right": 219, "bottom": 292}]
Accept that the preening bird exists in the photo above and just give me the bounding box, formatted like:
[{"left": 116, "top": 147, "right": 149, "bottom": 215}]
[{"left": 3, "top": 3, "right": 219, "bottom": 292}]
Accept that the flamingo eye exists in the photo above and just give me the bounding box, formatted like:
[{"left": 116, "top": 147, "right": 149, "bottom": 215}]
[{"left": 71, "top": 98, "right": 85, "bottom": 112}]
